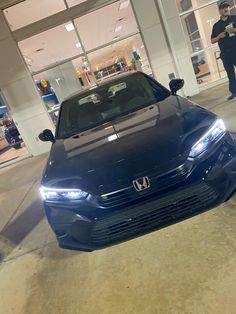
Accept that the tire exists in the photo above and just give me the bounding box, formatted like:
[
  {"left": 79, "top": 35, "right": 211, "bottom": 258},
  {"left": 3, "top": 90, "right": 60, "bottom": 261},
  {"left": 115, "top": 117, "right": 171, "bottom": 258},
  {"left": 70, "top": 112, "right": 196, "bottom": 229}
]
[{"left": 13, "top": 143, "right": 21, "bottom": 149}]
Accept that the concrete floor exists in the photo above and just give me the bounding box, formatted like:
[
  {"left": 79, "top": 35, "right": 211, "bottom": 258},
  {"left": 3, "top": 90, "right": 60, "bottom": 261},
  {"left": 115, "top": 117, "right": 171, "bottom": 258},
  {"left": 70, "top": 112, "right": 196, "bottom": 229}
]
[{"left": 0, "top": 83, "right": 236, "bottom": 314}]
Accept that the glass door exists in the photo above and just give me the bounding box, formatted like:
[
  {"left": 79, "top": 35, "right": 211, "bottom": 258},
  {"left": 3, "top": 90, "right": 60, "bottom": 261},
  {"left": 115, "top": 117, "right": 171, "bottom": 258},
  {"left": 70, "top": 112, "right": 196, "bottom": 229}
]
[{"left": 0, "top": 94, "right": 29, "bottom": 165}]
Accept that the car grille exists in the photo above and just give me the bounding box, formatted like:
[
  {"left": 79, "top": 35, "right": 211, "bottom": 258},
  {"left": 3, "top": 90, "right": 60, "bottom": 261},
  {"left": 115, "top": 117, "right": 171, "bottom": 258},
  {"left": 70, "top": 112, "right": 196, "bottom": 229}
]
[
  {"left": 98, "top": 164, "right": 189, "bottom": 208},
  {"left": 91, "top": 183, "right": 218, "bottom": 245}
]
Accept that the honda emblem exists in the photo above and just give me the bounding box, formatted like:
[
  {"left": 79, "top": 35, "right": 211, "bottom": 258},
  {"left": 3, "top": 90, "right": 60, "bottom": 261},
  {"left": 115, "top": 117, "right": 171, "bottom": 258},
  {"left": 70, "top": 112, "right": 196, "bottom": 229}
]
[{"left": 133, "top": 176, "right": 151, "bottom": 192}]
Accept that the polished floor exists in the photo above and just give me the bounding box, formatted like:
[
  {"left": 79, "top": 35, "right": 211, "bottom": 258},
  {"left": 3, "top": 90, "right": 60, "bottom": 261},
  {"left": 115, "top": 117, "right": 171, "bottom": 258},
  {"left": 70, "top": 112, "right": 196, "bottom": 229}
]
[
  {"left": 0, "top": 84, "right": 236, "bottom": 314},
  {"left": 0, "top": 145, "right": 29, "bottom": 165}
]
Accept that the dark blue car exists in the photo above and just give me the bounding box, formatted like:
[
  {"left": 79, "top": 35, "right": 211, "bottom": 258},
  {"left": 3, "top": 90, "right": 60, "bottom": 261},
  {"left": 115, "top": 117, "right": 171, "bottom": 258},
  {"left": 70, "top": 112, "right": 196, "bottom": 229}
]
[{"left": 39, "top": 72, "right": 236, "bottom": 252}]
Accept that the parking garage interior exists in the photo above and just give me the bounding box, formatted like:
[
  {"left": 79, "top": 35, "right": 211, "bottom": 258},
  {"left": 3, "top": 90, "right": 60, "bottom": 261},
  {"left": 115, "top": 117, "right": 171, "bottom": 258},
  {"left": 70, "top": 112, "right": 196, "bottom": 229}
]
[{"left": 0, "top": 0, "right": 236, "bottom": 313}]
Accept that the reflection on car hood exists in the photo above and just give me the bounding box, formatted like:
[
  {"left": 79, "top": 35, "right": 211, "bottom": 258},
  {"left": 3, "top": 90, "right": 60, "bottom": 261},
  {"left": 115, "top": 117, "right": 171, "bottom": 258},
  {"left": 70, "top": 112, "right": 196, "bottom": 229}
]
[{"left": 42, "top": 96, "right": 216, "bottom": 194}]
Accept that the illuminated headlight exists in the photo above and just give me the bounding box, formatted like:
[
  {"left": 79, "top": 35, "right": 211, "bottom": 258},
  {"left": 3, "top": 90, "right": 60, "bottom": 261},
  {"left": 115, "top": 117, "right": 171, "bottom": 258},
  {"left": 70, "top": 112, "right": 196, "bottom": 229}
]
[
  {"left": 40, "top": 186, "right": 88, "bottom": 201},
  {"left": 189, "top": 119, "right": 226, "bottom": 158}
]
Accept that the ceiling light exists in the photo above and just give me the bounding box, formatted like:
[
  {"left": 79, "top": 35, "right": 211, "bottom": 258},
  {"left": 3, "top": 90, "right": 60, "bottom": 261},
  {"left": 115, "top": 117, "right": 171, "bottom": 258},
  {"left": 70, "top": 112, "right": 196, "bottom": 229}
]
[
  {"left": 76, "top": 42, "right": 81, "bottom": 48},
  {"left": 119, "top": 0, "right": 129, "bottom": 10},
  {"left": 115, "top": 24, "right": 123, "bottom": 32},
  {"left": 113, "top": 36, "right": 120, "bottom": 41},
  {"left": 108, "top": 134, "right": 118, "bottom": 142},
  {"left": 65, "top": 23, "right": 75, "bottom": 32}
]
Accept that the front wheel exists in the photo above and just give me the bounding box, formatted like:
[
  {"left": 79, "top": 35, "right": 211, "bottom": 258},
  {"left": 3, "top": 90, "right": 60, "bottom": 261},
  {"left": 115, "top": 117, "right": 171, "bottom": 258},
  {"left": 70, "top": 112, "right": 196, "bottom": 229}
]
[{"left": 13, "top": 143, "right": 21, "bottom": 149}]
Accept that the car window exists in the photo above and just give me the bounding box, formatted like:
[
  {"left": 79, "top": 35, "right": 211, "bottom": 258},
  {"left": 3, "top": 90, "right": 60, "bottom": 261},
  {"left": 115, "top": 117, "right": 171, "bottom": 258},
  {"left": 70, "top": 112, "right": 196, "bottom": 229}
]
[
  {"left": 147, "top": 77, "right": 170, "bottom": 102},
  {"left": 56, "top": 73, "right": 170, "bottom": 139}
]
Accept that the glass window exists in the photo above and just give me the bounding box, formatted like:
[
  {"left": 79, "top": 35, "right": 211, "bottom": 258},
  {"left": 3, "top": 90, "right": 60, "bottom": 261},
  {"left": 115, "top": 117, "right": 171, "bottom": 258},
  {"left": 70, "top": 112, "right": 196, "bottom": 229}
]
[
  {"left": 33, "top": 56, "right": 89, "bottom": 105},
  {"left": 0, "top": 95, "right": 29, "bottom": 164},
  {"left": 74, "top": 1, "right": 138, "bottom": 51},
  {"left": 191, "top": 47, "right": 227, "bottom": 85},
  {"left": 177, "top": 0, "right": 236, "bottom": 14},
  {"left": 180, "top": 4, "right": 219, "bottom": 53},
  {"left": 57, "top": 73, "right": 169, "bottom": 138},
  {"left": 178, "top": 1, "right": 229, "bottom": 86},
  {"left": 33, "top": 56, "right": 96, "bottom": 125},
  {"left": 87, "top": 34, "right": 152, "bottom": 82},
  {"left": 18, "top": 23, "right": 83, "bottom": 73},
  {"left": 4, "top": 0, "right": 66, "bottom": 31},
  {"left": 179, "top": 0, "right": 192, "bottom": 12},
  {"left": 176, "top": 0, "right": 220, "bottom": 13},
  {"left": 184, "top": 12, "right": 203, "bottom": 52}
]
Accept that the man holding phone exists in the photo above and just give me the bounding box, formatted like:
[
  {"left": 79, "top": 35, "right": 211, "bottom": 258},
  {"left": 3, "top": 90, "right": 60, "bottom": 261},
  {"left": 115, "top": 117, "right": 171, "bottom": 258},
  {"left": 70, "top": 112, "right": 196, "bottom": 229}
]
[{"left": 211, "top": 1, "right": 236, "bottom": 100}]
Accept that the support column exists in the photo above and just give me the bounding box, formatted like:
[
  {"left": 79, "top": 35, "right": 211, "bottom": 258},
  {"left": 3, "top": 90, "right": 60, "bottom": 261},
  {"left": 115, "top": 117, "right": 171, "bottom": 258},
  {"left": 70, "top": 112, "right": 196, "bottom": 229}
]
[
  {"left": 131, "top": 0, "right": 199, "bottom": 96},
  {"left": 131, "top": 0, "right": 177, "bottom": 89},
  {"left": 158, "top": 0, "right": 199, "bottom": 96},
  {"left": 0, "top": 11, "right": 54, "bottom": 156},
  {"left": 43, "top": 61, "right": 82, "bottom": 104}
]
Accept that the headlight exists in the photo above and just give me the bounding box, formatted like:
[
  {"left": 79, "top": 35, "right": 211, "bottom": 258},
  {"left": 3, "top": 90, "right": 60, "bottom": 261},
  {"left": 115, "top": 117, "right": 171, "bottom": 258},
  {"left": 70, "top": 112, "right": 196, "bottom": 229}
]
[
  {"left": 40, "top": 186, "right": 88, "bottom": 201},
  {"left": 189, "top": 119, "right": 226, "bottom": 158}
]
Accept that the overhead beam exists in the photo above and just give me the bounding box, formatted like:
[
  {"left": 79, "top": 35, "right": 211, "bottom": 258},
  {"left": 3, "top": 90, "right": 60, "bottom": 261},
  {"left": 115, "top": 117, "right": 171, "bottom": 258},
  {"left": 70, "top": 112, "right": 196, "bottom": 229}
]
[
  {"left": 0, "top": 0, "right": 25, "bottom": 10},
  {"left": 12, "top": 0, "right": 119, "bottom": 42}
]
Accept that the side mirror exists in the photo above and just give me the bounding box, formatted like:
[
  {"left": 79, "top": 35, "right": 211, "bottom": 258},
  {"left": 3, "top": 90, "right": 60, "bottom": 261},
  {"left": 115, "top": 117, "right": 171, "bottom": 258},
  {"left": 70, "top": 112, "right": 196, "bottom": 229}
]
[
  {"left": 39, "top": 129, "right": 55, "bottom": 143},
  {"left": 169, "top": 79, "right": 184, "bottom": 95}
]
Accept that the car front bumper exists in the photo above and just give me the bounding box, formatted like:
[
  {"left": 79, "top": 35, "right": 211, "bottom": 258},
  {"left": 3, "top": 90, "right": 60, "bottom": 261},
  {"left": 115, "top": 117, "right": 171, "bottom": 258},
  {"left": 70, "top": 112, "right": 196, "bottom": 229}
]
[{"left": 44, "top": 133, "right": 236, "bottom": 252}]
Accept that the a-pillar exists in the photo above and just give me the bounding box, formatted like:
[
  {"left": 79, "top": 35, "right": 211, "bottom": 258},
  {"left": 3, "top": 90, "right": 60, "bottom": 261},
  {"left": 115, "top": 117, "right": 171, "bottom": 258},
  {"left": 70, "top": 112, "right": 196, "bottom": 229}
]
[
  {"left": 131, "top": 0, "right": 199, "bottom": 96},
  {"left": 0, "top": 10, "right": 54, "bottom": 156}
]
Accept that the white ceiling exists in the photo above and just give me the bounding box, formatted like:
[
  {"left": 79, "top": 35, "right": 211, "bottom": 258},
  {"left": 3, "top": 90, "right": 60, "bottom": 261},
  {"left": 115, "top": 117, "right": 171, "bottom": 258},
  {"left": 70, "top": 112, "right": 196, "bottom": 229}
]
[
  {"left": 17, "top": 0, "right": 140, "bottom": 73},
  {"left": 74, "top": 1, "right": 138, "bottom": 51},
  {"left": 18, "top": 22, "right": 83, "bottom": 72},
  {"left": 4, "top": 0, "right": 66, "bottom": 30},
  {"left": 3, "top": 0, "right": 87, "bottom": 30},
  {"left": 0, "top": 0, "right": 24, "bottom": 10}
]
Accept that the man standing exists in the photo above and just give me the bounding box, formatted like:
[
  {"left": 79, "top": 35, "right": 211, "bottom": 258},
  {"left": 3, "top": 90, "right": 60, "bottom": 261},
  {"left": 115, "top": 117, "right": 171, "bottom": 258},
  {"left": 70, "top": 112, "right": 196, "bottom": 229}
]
[{"left": 211, "top": 1, "right": 236, "bottom": 100}]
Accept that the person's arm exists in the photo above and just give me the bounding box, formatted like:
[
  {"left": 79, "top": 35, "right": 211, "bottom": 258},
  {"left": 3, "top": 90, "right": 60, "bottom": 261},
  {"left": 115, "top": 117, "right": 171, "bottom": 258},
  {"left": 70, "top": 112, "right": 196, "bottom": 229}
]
[
  {"left": 211, "top": 23, "right": 226, "bottom": 44},
  {"left": 211, "top": 31, "right": 226, "bottom": 44}
]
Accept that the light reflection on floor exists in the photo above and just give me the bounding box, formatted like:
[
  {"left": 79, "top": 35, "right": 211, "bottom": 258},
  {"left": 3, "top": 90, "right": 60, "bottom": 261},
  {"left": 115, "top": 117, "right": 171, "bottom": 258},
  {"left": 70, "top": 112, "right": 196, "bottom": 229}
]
[{"left": 0, "top": 145, "right": 29, "bottom": 165}]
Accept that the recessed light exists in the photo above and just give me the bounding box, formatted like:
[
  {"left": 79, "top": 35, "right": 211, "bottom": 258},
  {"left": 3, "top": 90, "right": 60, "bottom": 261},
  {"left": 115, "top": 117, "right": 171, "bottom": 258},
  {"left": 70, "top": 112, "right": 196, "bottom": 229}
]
[
  {"left": 113, "top": 36, "right": 120, "bottom": 41},
  {"left": 115, "top": 24, "right": 123, "bottom": 32},
  {"left": 76, "top": 42, "right": 81, "bottom": 48},
  {"left": 65, "top": 23, "right": 75, "bottom": 32},
  {"left": 119, "top": 0, "right": 129, "bottom": 10}
]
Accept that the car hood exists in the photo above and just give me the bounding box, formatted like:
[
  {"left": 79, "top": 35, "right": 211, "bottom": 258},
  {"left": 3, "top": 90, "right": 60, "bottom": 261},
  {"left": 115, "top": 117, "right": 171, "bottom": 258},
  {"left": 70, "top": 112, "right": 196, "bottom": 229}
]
[{"left": 42, "top": 96, "right": 216, "bottom": 195}]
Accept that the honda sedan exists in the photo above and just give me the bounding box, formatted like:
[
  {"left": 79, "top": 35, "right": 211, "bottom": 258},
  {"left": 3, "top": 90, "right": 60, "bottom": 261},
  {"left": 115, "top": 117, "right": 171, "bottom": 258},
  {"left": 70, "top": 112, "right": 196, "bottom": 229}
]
[{"left": 39, "top": 71, "right": 236, "bottom": 251}]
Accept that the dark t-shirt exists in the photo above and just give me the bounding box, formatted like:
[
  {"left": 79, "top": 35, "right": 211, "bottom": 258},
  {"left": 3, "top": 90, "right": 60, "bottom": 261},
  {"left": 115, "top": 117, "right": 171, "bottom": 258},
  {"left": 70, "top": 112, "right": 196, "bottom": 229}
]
[{"left": 211, "top": 15, "right": 236, "bottom": 54}]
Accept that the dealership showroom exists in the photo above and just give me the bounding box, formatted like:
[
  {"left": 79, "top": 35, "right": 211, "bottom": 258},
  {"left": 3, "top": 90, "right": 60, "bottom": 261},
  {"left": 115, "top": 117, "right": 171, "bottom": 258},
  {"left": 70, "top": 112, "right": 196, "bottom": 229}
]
[{"left": 1, "top": 0, "right": 236, "bottom": 313}]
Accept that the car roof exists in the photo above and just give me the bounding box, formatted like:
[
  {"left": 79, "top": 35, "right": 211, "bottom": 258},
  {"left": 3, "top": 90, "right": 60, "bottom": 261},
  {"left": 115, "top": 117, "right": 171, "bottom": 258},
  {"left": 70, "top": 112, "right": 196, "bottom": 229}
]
[{"left": 62, "top": 71, "right": 140, "bottom": 102}]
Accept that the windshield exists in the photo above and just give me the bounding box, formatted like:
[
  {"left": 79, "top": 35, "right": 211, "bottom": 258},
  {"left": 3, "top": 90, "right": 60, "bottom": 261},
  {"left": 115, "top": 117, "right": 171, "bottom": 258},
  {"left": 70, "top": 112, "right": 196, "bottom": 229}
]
[{"left": 56, "top": 73, "right": 170, "bottom": 139}]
